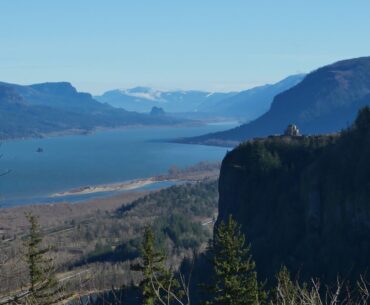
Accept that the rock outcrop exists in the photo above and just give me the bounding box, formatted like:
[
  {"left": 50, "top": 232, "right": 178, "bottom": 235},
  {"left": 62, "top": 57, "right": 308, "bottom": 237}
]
[
  {"left": 150, "top": 106, "right": 166, "bottom": 116},
  {"left": 217, "top": 108, "right": 370, "bottom": 282}
]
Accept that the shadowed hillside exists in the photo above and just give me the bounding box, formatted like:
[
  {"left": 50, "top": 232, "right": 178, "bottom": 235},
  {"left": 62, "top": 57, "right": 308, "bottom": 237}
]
[
  {"left": 198, "top": 74, "right": 305, "bottom": 121},
  {"left": 217, "top": 107, "right": 370, "bottom": 282},
  {"left": 184, "top": 57, "right": 370, "bottom": 145},
  {"left": 0, "top": 82, "right": 185, "bottom": 139}
]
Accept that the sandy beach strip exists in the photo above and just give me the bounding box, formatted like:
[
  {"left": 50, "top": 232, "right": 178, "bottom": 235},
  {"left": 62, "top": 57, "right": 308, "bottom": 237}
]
[{"left": 49, "top": 177, "right": 170, "bottom": 197}]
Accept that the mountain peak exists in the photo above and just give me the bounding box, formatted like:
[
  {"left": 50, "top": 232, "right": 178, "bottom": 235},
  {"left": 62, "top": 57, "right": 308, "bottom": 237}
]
[
  {"left": 30, "top": 82, "right": 77, "bottom": 95},
  {"left": 150, "top": 106, "right": 166, "bottom": 116},
  {"left": 122, "top": 87, "right": 162, "bottom": 101},
  {"left": 186, "top": 56, "right": 370, "bottom": 145},
  {"left": 127, "top": 86, "right": 154, "bottom": 93}
]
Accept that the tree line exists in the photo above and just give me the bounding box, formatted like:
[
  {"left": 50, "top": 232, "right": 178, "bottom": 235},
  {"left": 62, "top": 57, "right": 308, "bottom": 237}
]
[
  {"left": 1, "top": 214, "right": 369, "bottom": 305},
  {"left": 136, "top": 216, "right": 370, "bottom": 305}
]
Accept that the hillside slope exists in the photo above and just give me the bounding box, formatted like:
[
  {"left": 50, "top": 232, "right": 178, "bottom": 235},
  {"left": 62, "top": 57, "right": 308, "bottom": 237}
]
[
  {"left": 185, "top": 57, "right": 370, "bottom": 145},
  {"left": 0, "top": 82, "right": 184, "bottom": 139},
  {"left": 198, "top": 74, "right": 305, "bottom": 121},
  {"left": 217, "top": 107, "right": 370, "bottom": 282}
]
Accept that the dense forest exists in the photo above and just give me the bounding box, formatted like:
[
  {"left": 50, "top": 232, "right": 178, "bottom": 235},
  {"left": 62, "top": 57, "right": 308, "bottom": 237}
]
[
  {"left": 81, "top": 180, "right": 218, "bottom": 265},
  {"left": 3, "top": 213, "right": 369, "bottom": 305},
  {"left": 218, "top": 107, "right": 370, "bottom": 283}
]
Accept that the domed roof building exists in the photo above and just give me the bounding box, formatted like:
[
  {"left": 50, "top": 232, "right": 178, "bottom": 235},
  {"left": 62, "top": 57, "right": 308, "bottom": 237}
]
[{"left": 284, "top": 124, "right": 301, "bottom": 136}]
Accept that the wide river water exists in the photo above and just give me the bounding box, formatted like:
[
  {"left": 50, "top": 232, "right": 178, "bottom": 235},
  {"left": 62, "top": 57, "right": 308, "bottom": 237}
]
[{"left": 0, "top": 122, "right": 237, "bottom": 207}]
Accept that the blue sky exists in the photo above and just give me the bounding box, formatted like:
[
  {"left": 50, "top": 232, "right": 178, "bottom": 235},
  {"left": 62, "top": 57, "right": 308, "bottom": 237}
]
[{"left": 1, "top": 0, "right": 370, "bottom": 94}]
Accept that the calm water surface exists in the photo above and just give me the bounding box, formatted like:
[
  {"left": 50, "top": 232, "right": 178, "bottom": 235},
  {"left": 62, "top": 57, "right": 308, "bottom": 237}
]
[{"left": 0, "top": 123, "right": 237, "bottom": 207}]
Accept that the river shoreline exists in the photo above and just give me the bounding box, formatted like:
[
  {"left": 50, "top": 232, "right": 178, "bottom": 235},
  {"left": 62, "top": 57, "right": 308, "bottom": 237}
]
[
  {"left": 0, "top": 124, "right": 231, "bottom": 207},
  {"left": 0, "top": 122, "right": 203, "bottom": 143},
  {"left": 49, "top": 176, "right": 174, "bottom": 197},
  {"left": 0, "top": 167, "right": 220, "bottom": 237},
  {"left": 50, "top": 162, "right": 221, "bottom": 197},
  {"left": 0, "top": 162, "right": 220, "bottom": 209},
  {"left": 0, "top": 118, "right": 240, "bottom": 144}
]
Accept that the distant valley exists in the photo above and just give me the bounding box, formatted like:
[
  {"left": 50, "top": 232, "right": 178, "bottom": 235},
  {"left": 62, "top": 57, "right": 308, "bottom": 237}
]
[{"left": 94, "top": 75, "right": 304, "bottom": 120}]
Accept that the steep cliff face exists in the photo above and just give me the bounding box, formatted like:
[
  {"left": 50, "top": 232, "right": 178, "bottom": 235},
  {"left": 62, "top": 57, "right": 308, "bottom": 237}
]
[
  {"left": 185, "top": 57, "right": 370, "bottom": 146},
  {"left": 217, "top": 108, "right": 370, "bottom": 282}
]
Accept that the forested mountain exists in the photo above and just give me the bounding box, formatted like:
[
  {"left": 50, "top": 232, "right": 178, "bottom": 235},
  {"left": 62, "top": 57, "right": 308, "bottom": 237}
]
[
  {"left": 216, "top": 107, "right": 370, "bottom": 282},
  {"left": 183, "top": 57, "right": 370, "bottom": 146},
  {"left": 197, "top": 74, "right": 305, "bottom": 121},
  {"left": 0, "top": 82, "right": 184, "bottom": 139}
]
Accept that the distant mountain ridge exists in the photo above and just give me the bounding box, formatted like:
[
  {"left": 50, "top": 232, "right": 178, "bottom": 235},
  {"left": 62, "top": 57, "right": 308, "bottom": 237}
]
[
  {"left": 0, "top": 71, "right": 311, "bottom": 140},
  {"left": 183, "top": 57, "right": 370, "bottom": 145},
  {"left": 95, "top": 75, "right": 304, "bottom": 121},
  {"left": 95, "top": 87, "right": 237, "bottom": 113},
  {"left": 0, "top": 81, "right": 112, "bottom": 112},
  {"left": 200, "top": 74, "right": 305, "bottom": 121},
  {"left": 0, "top": 82, "right": 184, "bottom": 139}
]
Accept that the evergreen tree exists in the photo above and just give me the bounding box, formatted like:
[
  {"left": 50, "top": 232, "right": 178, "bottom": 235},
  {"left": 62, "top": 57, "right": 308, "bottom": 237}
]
[
  {"left": 272, "top": 266, "right": 298, "bottom": 304},
  {"left": 206, "top": 215, "right": 260, "bottom": 305},
  {"left": 134, "top": 226, "right": 168, "bottom": 305},
  {"left": 24, "top": 213, "right": 65, "bottom": 305},
  {"left": 355, "top": 106, "right": 370, "bottom": 132},
  {"left": 134, "top": 225, "right": 187, "bottom": 305}
]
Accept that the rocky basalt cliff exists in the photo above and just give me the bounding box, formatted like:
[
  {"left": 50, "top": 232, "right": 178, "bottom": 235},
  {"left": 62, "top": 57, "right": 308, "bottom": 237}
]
[{"left": 217, "top": 108, "right": 370, "bottom": 282}]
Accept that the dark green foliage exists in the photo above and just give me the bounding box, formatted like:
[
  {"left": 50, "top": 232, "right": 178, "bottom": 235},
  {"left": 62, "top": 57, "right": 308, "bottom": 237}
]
[
  {"left": 25, "top": 213, "right": 65, "bottom": 305},
  {"left": 81, "top": 239, "right": 141, "bottom": 265},
  {"left": 127, "top": 182, "right": 217, "bottom": 252},
  {"left": 153, "top": 214, "right": 208, "bottom": 250},
  {"left": 134, "top": 226, "right": 168, "bottom": 305},
  {"left": 354, "top": 106, "right": 370, "bottom": 131},
  {"left": 204, "top": 215, "right": 260, "bottom": 305},
  {"left": 271, "top": 267, "right": 299, "bottom": 304},
  {"left": 117, "top": 181, "right": 218, "bottom": 219},
  {"left": 217, "top": 107, "right": 370, "bottom": 283},
  {"left": 76, "top": 181, "right": 218, "bottom": 266},
  {"left": 134, "top": 226, "right": 184, "bottom": 305}
]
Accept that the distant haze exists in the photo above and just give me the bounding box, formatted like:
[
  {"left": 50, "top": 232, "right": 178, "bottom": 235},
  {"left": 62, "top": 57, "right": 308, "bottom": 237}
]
[{"left": 95, "top": 74, "right": 305, "bottom": 121}]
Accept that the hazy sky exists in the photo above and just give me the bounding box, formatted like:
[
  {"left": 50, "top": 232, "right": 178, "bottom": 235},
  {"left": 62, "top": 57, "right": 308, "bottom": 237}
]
[{"left": 1, "top": 0, "right": 370, "bottom": 94}]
